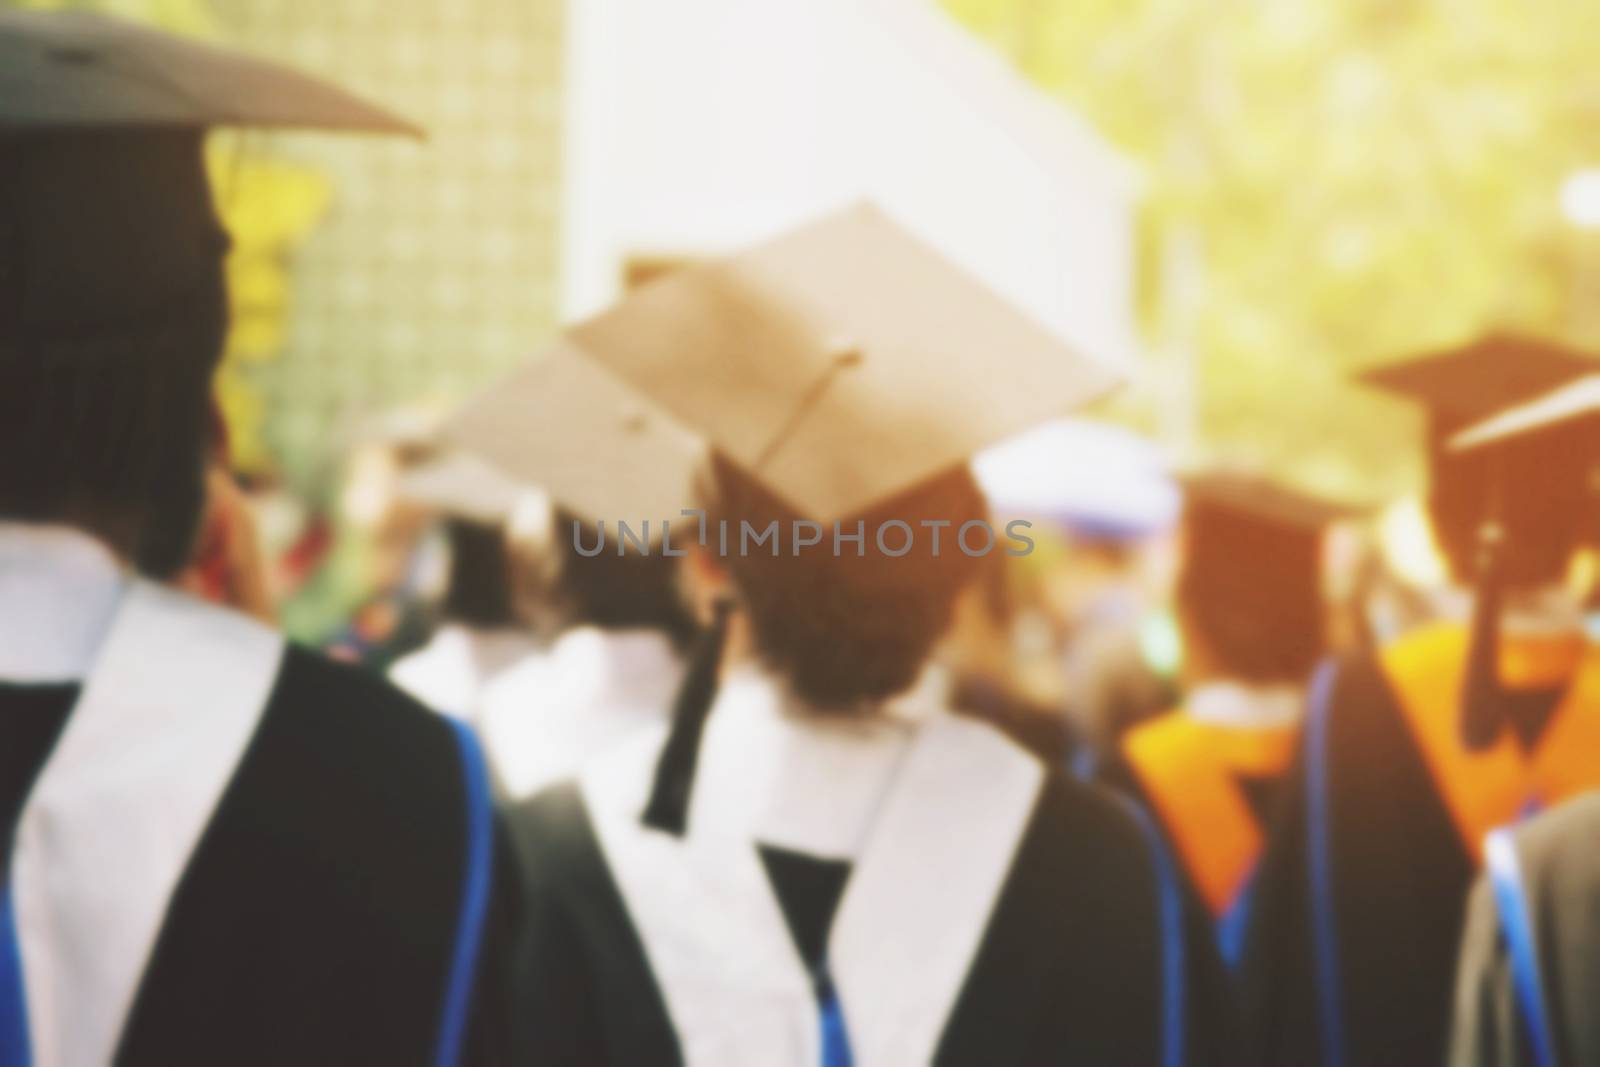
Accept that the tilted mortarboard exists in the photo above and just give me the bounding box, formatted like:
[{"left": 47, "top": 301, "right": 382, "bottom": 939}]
[{"left": 1363, "top": 333, "right": 1600, "bottom": 749}]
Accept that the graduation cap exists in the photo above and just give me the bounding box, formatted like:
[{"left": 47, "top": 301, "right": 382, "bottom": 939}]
[
  {"left": 572, "top": 202, "right": 1121, "bottom": 526},
  {"left": 562, "top": 203, "right": 1121, "bottom": 834},
  {"left": 394, "top": 451, "right": 531, "bottom": 528},
  {"left": 1449, "top": 375, "right": 1600, "bottom": 452},
  {"left": 1364, "top": 334, "right": 1600, "bottom": 750},
  {"left": 1179, "top": 471, "right": 1361, "bottom": 535},
  {"left": 0, "top": 9, "right": 418, "bottom": 135},
  {"left": 1360, "top": 332, "right": 1598, "bottom": 432},
  {"left": 1175, "top": 471, "right": 1362, "bottom": 683},
  {"left": 444, "top": 343, "right": 705, "bottom": 533},
  {"left": 0, "top": 13, "right": 417, "bottom": 371}
]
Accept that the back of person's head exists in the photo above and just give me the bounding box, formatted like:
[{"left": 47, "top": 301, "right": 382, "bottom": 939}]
[
  {"left": 0, "top": 130, "right": 229, "bottom": 578},
  {"left": 704, "top": 453, "right": 988, "bottom": 712},
  {"left": 1177, "top": 500, "right": 1326, "bottom": 686},
  {"left": 441, "top": 518, "right": 517, "bottom": 628},
  {"left": 1426, "top": 418, "right": 1600, "bottom": 590},
  {"left": 549, "top": 507, "right": 698, "bottom": 648}
]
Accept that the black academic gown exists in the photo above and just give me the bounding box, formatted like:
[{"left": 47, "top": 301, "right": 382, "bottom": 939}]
[
  {"left": 0, "top": 582, "right": 517, "bottom": 1065},
  {"left": 1240, "top": 623, "right": 1600, "bottom": 1067},
  {"left": 1100, "top": 698, "right": 1299, "bottom": 971},
  {"left": 1449, "top": 791, "right": 1600, "bottom": 1067},
  {"left": 507, "top": 669, "right": 1237, "bottom": 1066}
]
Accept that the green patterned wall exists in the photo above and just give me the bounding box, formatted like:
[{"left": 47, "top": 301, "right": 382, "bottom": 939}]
[{"left": 209, "top": 0, "right": 565, "bottom": 486}]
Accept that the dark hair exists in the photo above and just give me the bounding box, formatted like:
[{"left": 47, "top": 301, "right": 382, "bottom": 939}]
[
  {"left": 0, "top": 313, "right": 224, "bottom": 578},
  {"left": 706, "top": 453, "right": 987, "bottom": 711},
  {"left": 441, "top": 518, "right": 517, "bottom": 627},
  {"left": 0, "top": 129, "right": 227, "bottom": 579},
  {"left": 1177, "top": 502, "right": 1325, "bottom": 685},
  {"left": 551, "top": 507, "right": 698, "bottom": 647},
  {"left": 1426, "top": 418, "right": 1600, "bottom": 588}
]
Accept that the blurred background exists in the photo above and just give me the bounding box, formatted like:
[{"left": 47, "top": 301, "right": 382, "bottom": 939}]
[{"left": 8, "top": 0, "right": 1597, "bottom": 663}]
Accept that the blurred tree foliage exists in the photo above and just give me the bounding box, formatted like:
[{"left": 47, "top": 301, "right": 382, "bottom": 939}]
[
  {"left": 945, "top": 0, "right": 1600, "bottom": 498},
  {"left": 8, "top": 0, "right": 331, "bottom": 474}
]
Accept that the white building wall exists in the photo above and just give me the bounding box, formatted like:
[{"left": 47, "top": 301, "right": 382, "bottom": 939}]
[{"left": 561, "top": 0, "right": 1143, "bottom": 369}]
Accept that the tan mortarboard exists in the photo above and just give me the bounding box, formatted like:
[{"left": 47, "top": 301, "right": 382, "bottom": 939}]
[
  {"left": 444, "top": 343, "right": 704, "bottom": 530},
  {"left": 394, "top": 451, "right": 528, "bottom": 527},
  {"left": 568, "top": 202, "right": 1122, "bottom": 523},
  {"left": 1450, "top": 375, "right": 1600, "bottom": 451}
]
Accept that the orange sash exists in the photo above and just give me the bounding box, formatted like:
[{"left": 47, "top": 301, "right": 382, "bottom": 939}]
[
  {"left": 1381, "top": 623, "right": 1600, "bottom": 865},
  {"left": 1122, "top": 713, "right": 1298, "bottom": 918}
]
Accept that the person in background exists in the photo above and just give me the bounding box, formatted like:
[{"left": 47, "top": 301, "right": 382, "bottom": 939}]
[
  {"left": 507, "top": 205, "right": 1237, "bottom": 1065},
  {"left": 1437, "top": 371, "right": 1600, "bottom": 1067},
  {"left": 972, "top": 417, "right": 1181, "bottom": 765},
  {"left": 0, "top": 15, "right": 513, "bottom": 1063},
  {"left": 1101, "top": 472, "right": 1354, "bottom": 971},
  {"left": 477, "top": 505, "right": 695, "bottom": 799},
  {"left": 388, "top": 451, "right": 546, "bottom": 721},
  {"left": 1450, "top": 792, "right": 1600, "bottom": 1067},
  {"left": 1241, "top": 334, "right": 1600, "bottom": 1067},
  {"left": 924, "top": 550, "right": 1086, "bottom": 768}
]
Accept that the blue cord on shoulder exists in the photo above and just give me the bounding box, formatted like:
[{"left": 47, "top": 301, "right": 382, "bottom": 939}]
[
  {"left": 1306, "top": 658, "right": 1346, "bottom": 1067},
  {"left": 1120, "top": 798, "right": 1186, "bottom": 1067},
  {"left": 1485, "top": 829, "right": 1557, "bottom": 1067},
  {"left": 434, "top": 719, "right": 495, "bottom": 1067},
  {"left": 0, "top": 882, "right": 31, "bottom": 1067}
]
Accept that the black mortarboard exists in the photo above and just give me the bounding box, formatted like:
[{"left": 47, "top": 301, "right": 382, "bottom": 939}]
[
  {"left": 1179, "top": 471, "right": 1360, "bottom": 534},
  {"left": 1360, "top": 332, "right": 1598, "bottom": 431},
  {"left": 0, "top": 10, "right": 418, "bottom": 135},
  {"left": 1367, "top": 335, "right": 1600, "bottom": 750},
  {"left": 1175, "top": 472, "right": 1360, "bottom": 683},
  {"left": 0, "top": 13, "right": 417, "bottom": 370},
  {"left": 1450, "top": 375, "right": 1600, "bottom": 452}
]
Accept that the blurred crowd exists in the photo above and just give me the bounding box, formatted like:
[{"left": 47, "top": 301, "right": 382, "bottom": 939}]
[{"left": 5, "top": 8, "right": 1600, "bottom": 1067}]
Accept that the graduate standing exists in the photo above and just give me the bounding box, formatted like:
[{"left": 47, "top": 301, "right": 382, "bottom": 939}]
[
  {"left": 389, "top": 451, "right": 546, "bottom": 721},
  {"left": 507, "top": 206, "right": 1238, "bottom": 1066},
  {"left": 1240, "top": 334, "right": 1600, "bottom": 1067},
  {"left": 446, "top": 342, "right": 704, "bottom": 799},
  {"left": 1444, "top": 374, "right": 1600, "bottom": 1067},
  {"left": 0, "top": 13, "right": 512, "bottom": 1064},
  {"left": 1103, "top": 473, "right": 1353, "bottom": 971}
]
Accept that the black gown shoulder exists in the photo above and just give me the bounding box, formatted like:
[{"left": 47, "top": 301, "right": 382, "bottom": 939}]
[{"left": 114, "top": 645, "right": 518, "bottom": 1066}]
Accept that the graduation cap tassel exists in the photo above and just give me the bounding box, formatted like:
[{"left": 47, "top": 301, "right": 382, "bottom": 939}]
[
  {"left": 642, "top": 595, "right": 736, "bottom": 836},
  {"left": 1461, "top": 452, "right": 1508, "bottom": 751}
]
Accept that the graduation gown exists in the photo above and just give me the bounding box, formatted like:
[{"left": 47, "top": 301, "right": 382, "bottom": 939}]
[
  {"left": 508, "top": 665, "right": 1238, "bottom": 1066},
  {"left": 1104, "top": 683, "right": 1302, "bottom": 969},
  {"left": 1449, "top": 792, "right": 1600, "bottom": 1067},
  {"left": 1240, "top": 621, "right": 1600, "bottom": 1067},
  {"left": 479, "top": 626, "right": 685, "bottom": 801},
  {"left": 0, "top": 524, "right": 516, "bottom": 1066}
]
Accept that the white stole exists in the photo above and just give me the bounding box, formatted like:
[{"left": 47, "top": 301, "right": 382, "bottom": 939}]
[
  {"left": 582, "top": 671, "right": 1043, "bottom": 1066},
  {"left": 10, "top": 580, "right": 284, "bottom": 1067}
]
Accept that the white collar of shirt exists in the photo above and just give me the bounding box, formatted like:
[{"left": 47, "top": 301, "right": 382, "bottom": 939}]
[
  {"left": 0, "top": 521, "right": 129, "bottom": 684},
  {"left": 1186, "top": 680, "right": 1304, "bottom": 729},
  {"left": 688, "top": 664, "right": 935, "bottom": 860}
]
